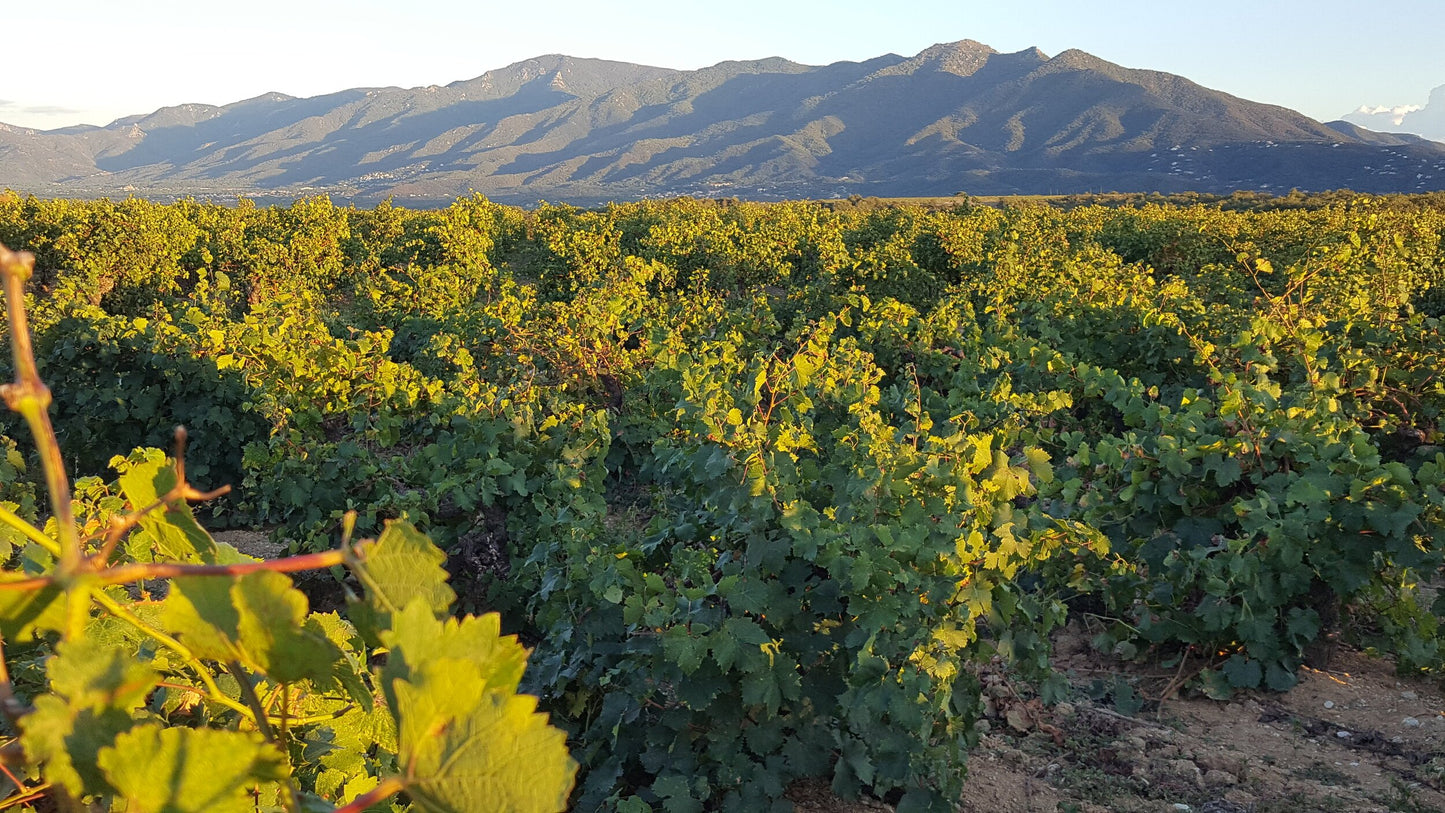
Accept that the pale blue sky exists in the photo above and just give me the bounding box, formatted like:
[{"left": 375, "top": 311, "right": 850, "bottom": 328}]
[{"left": 4, "top": 0, "right": 1441, "bottom": 131}]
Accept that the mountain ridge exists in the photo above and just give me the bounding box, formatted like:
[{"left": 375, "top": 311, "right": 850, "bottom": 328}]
[{"left": 3, "top": 41, "right": 1444, "bottom": 204}]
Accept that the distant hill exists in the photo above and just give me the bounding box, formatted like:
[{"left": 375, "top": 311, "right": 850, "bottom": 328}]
[
  {"left": 4, "top": 42, "right": 1445, "bottom": 204},
  {"left": 1343, "top": 85, "right": 1445, "bottom": 143}
]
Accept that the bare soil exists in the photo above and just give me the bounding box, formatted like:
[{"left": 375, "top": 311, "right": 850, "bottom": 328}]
[
  {"left": 212, "top": 528, "right": 285, "bottom": 560},
  {"left": 798, "top": 626, "right": 1445, "bottom": 813},
  {"left": 961, "top": 644, "right": 1445, "bottom": 813}
]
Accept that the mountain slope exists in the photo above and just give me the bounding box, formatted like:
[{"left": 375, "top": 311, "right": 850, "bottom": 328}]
[{"left": 3, "top": 42, "right": 1444, "bottom": 203}]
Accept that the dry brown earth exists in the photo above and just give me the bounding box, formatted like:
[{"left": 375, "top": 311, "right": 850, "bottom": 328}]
[{"left": 800, "top": 634, "right": 1445, "bottom": 813}]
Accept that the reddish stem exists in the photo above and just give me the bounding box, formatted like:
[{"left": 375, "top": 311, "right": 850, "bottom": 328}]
[
  {"left": 333, "top": 776, "right": 407, "bottom": 813},
  {"left": 0, "top": 548, "right": 353, "bottom": 592}
]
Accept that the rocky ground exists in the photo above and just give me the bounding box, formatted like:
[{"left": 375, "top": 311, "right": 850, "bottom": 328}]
[
  {"left": 955, "top": 639, "right": 1445, "bottom": 813},
  {"left": 800, "top": 632, "right": 1445, "bottom": 813},
  {"left": 785, "top": 621, "right": 1445, "bottom": 813}
]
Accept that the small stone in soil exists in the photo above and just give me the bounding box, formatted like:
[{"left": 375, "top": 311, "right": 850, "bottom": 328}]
[
  {"left": 1336, "top": 730, "right": 1352, "bottom": 738},
  {"left": 1401, "top": 690, "right": 1418, "bottom": 701},
  {"left": 1404, "top": 717, "right": 1421, "bottom": 727},
  {"left": 1323, "top": 700, "right": 1335, "bottom": 709}
]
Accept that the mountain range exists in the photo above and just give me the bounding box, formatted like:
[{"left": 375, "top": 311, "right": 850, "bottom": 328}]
[{"left": 3, "top": 40, "right": 1444, "bottom": 204}]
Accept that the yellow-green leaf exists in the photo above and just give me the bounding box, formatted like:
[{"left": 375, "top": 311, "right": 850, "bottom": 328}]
[{"left": 97, "top": 724, "right": 287, "bottom": 813}]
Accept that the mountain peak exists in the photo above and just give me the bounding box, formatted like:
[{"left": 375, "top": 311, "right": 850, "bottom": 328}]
[
  {"left": 906, "top": 39, "right": 997, "bottom": 76},
  {"left": 111, "top": 102, "right": 224, "bottom": 131},
  {"left": 1049, "top": 49, "right": 1108, "bottom": 70},
  {"left": 450, "top": 54, "right": 677, "bottom": 99},
  {"left": 916, "top": 39, "right": 996, "bottom": 59},
  {"left": 870, "top": 39, "right": 999, "bottom": 79}
]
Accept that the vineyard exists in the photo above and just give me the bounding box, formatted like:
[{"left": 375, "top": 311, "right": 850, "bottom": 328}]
[{"left": 0, "top": 191, "right": 1442, "bottom": 811}]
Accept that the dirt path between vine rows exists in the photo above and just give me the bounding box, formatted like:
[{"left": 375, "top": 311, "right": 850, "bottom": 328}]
[
  {"left": 957, "top": 642, "right": 1445, "bottom": 813},
  {"left": 795, "top": 631, "right": 1445, "bottom": 813}
]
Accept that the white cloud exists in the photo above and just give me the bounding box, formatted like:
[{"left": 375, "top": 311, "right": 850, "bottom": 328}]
[{"left": 1354, "top": 103, "right": 1424, "bottom": 124}]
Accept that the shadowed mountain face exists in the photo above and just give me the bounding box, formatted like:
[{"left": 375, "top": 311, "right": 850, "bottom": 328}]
[{"left": 4, "top": 42, "right": 1444, "bottom": 204}]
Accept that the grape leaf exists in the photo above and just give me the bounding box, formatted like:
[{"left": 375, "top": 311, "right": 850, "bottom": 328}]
[
  {"left": 379, "top": 600, "right": 529, "bottom": 712},
  {"left": 394, "top": 661, "right": 576, "bottom": 813},
  {"left": 711, "top": 628, "right": 740, "bottom": 671},
  {"left": 232, "top": 571, "right": 342, "bottom": 683},
  {"left": 0, "top": 500, "right": 28, "bottom": 562},
  {"left": 0, "top": 578, "right": 64, "bottom": 642},
  {"left": 391, "top": 658, "right": 488, "bottom": 765},
  {"left": 117, "top": 454, "right": 218, "bottom": 564},
  {"left": 340, "top": 773, "right": 380, "bottom": 806},
  {"left": 163, "top": 576, "right": 241, "bottom": 661},
  {"left": 304, "top": 700, "right": 398, "bottom": 773},
  {"left": 1222, "top": 654, "right": 1263, "bottom": 688},
  {"left": 662, "top": 627, "right": 706, "bottom": 675},
  {"left": 307, "top": 611, "right": 375, "bottom": 711},
  {"left": 20, "top": 696, "right": 139, "bottom": 797},
  {"left": 164, "top": 571, "right": 341, "bottom": 683},
  {"left": 48, "top": 636, "right": 159, "bottom": 711},
  {"left": 1023, "top": 447, "right": 1053, "bottom": 483},
  {"left": 17, "top": 638, "right": 162, "bottom": 796},
  {"left": 97, "top": 724, "right": 287, "bottom": 813},
  {"left": 348, "top": 520, "right": 456, "bottom": 645},
  {"left": 1265, "top": 662, "right": 1298, "bottom": 692},
  {"left": 722, "top": 617, "right": 772, "bottom": 646}
]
